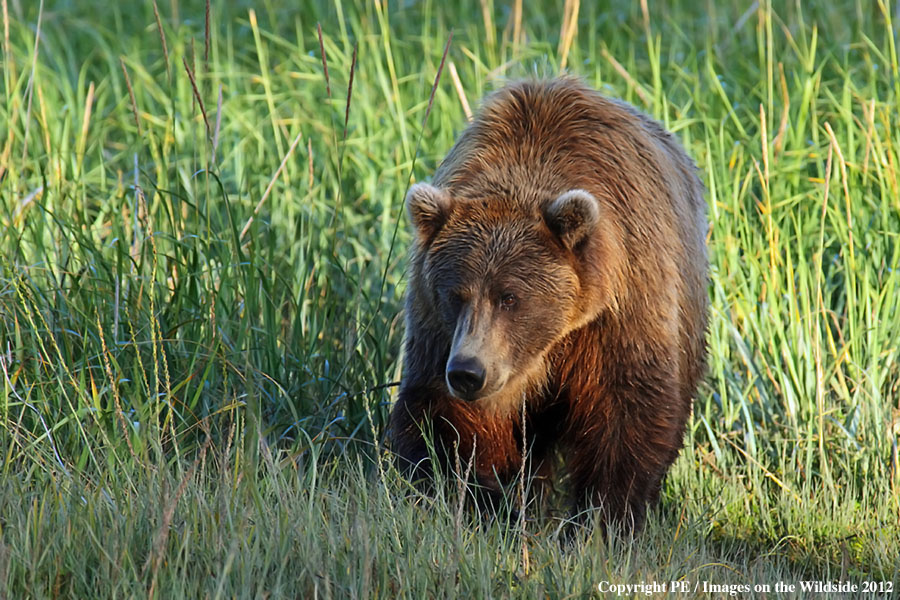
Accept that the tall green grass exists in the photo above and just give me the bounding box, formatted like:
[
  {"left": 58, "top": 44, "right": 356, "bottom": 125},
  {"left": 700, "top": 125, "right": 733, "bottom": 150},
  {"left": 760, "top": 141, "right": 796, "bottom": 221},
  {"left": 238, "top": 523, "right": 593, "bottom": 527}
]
[{"left": 1, "top": 0, "right": 899, "bottom": 597}]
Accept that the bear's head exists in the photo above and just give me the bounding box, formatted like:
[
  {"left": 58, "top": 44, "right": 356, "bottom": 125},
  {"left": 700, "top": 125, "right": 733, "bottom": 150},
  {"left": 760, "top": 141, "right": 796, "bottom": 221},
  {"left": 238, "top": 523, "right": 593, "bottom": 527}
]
[{"left": 406, "top": 182, "right": 615, "bottom": 405}]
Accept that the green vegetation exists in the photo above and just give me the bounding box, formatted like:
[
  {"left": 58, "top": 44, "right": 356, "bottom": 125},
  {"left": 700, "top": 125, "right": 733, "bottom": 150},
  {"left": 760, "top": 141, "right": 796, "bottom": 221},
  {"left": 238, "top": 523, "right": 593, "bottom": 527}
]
[{"left": 1, "top": 0, "right": 898, "bottom": 596}]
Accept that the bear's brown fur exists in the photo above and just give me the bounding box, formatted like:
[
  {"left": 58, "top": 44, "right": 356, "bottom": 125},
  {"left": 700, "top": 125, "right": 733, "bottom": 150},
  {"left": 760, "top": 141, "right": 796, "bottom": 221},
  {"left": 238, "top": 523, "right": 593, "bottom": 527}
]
[{"left": 390, "top": 77, "right": 708, "bottom": 530}]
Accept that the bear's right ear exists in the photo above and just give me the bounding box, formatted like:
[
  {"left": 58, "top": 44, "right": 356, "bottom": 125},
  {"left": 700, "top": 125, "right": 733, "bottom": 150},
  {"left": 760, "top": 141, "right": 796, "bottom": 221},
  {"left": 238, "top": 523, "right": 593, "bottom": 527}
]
[
  {"left": 543, "top": 189, "right": 600, "bottom": 251},
  {"left": 406, "top": 183, "right": 451, "bottom": 241}
]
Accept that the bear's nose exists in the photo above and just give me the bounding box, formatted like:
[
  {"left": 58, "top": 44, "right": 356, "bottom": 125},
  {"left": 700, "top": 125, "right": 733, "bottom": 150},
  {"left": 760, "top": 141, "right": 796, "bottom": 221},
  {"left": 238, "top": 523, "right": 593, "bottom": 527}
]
[{"left": 446, "top": 357, "right": 486, "bottom": 399}]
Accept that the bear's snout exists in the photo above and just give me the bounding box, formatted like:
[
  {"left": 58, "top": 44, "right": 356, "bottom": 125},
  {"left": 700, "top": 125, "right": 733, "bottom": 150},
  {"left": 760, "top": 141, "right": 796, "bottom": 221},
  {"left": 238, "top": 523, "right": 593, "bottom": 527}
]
[{"left": 446, "top": 356, "right": 486, "bottom": 400}]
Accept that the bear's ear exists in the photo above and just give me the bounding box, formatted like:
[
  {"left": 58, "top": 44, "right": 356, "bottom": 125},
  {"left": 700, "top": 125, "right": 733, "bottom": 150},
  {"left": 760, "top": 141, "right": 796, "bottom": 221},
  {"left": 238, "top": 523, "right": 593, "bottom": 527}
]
[
  {"left": 543, "top": 189, "right": 600, "bottom": 250},
  {"left": 406, "top": 183, "right": 451, "bottom": 241}
]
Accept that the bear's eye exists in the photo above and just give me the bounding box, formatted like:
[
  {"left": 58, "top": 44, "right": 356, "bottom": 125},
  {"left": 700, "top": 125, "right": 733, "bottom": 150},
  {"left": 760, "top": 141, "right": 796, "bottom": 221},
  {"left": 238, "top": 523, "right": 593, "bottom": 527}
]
[
  {"left": 499, "top": 293, "right": 518, "bottom": 311},
  {"left": 445, "top": 289, "right": 466, "bottom": 311}
]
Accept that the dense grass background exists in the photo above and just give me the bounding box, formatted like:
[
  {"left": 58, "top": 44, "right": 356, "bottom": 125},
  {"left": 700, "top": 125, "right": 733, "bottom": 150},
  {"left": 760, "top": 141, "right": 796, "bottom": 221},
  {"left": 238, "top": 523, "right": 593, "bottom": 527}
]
[{"left": 1, "top": 0, "right": 899, "bottom": 597}]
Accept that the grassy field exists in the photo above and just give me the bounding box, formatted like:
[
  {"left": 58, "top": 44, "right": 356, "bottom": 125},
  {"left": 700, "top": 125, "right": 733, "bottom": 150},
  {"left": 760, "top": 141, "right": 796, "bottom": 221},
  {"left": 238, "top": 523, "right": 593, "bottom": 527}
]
[{"left": 2, "top": 0, "right": 899, "bottom": 597}]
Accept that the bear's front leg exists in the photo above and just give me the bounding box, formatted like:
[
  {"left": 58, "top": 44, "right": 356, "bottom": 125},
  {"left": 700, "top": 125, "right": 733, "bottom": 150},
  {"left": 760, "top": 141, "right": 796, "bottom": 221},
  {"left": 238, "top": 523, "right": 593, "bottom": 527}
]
[
  {"left": 564, "top": 358, "right": 689, "bottom": 531},
  {"left": 390, "top": 384, "right": 522, "bottom": 506}
]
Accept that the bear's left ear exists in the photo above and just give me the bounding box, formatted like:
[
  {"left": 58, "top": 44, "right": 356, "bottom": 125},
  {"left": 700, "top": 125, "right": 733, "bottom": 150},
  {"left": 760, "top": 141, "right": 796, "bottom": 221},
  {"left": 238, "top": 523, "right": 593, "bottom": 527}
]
[
  {"left": 543, "top": 189, "right": 600, "bottom": 250},
  {"left": 406, "top": 183, "right": 451, "bottom": 242}
]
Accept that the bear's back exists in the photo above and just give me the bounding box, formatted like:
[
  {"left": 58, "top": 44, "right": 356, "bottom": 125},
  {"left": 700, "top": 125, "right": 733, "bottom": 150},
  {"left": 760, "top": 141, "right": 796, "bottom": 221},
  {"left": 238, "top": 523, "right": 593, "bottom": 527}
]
[{"left": 433, "top": 78, "right": 701, "bottom": 226}]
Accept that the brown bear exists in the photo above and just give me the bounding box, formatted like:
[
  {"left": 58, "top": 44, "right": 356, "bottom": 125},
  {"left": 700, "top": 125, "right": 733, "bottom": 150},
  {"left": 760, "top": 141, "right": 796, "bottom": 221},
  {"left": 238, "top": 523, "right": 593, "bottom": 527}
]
[{"left": 390, "top": 77, "right": 708, "bottom": 530}]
